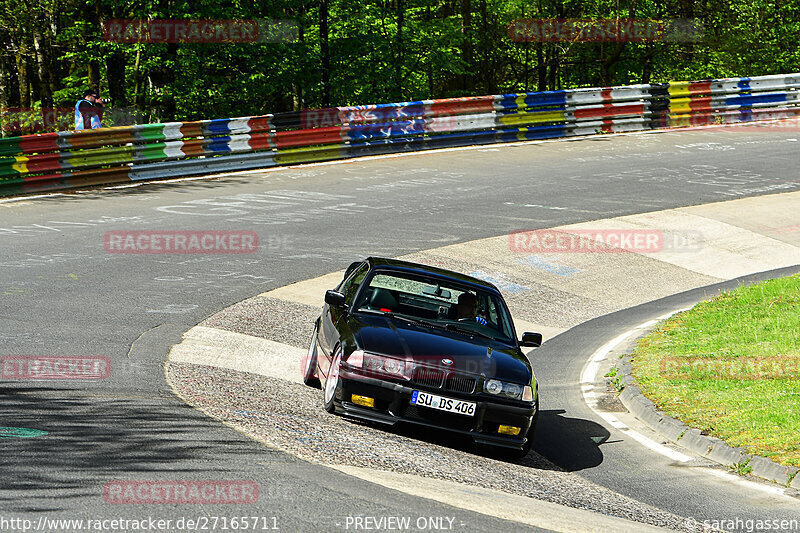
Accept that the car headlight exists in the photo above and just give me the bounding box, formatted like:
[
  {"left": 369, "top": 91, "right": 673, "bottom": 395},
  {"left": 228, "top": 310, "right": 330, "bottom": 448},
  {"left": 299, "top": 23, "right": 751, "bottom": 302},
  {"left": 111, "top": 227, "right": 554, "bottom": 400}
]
[
  {"left": 485, "top": 379, "right": 503, "bottom": 394},
  {"left": 522, "top": 385, "right": 533, "bottom": 402},
  {"left": 523, "top": 374, "right": 538, "bottom": 402},
  {"left": 346, "top": 350, "right": 412, "bottom": 380},
  {"left": 484, "top": 379, "right": 526, "bottom": 400}
]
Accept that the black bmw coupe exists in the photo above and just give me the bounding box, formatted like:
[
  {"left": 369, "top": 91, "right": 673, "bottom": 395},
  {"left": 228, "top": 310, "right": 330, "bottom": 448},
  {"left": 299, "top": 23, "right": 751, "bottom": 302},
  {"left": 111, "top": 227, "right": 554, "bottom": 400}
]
[{"left": 302, "top": 257, "right": 542, "bottom": 457}]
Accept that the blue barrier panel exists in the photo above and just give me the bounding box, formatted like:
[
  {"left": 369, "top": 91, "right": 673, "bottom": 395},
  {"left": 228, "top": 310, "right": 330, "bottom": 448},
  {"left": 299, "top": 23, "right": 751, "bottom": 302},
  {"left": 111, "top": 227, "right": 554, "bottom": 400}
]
[
  {"left": 495, "top": 91, "right": 567, "bottom": 110},
  {"left": 726, "top": 93, "right": 790, "bottom": 107},
  {"left": 345, "top": 120, "right": 427, "bottom": 141},
  {"left": 496, "top": 124, "right": 569, "bottom": 142}
]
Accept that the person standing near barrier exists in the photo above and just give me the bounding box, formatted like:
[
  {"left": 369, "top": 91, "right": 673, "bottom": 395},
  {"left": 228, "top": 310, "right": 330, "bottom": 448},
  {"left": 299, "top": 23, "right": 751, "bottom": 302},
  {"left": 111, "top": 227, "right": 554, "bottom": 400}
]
[{"left": 75, "top": 89, "right": 105, "bottom": 130}]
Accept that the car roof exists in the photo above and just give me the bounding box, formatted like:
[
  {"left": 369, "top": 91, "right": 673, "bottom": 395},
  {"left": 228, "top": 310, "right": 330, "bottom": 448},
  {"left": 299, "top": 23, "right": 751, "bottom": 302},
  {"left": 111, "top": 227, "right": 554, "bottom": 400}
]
[{"left": 364, "top": 257, "right": 502, "bottom": 293}]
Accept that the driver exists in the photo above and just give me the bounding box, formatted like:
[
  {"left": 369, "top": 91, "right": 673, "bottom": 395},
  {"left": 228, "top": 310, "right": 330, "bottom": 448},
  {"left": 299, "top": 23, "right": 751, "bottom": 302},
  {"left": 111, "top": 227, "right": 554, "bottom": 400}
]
[{"left": 456, "top": 292, "right": 487, "bottom": 325}]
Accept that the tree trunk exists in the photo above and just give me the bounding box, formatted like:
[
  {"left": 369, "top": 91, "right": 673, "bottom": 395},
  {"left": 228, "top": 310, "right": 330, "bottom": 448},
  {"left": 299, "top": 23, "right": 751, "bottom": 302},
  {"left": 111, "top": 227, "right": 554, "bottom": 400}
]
[
  {"left": 478, "top": 0, "right": 494, "bottom": 94},
  {"left": 547, "top": 47, "right": 558, "bottom": 90},
  {"left": 14, "top": 43, "right": 31, "bottom": 110},
  {"left": 426, "top": 2, "right": 434, "bottom": 96},
  {"left": 600, "top": 43, "right": 625, "bottom": 86},
  {"left": 146, "top": 60, "right": 176, "bottom": 123},
  {"left": 641, "top": 45, "right": 652, "bottom": 84},
  {"left": 395, "top": 0, "right": 404, "bottom": 101},
  {"left": 460, "top": 0, "right": 473, "bottom": 93},
  {"left": 88, "top": 61, "right": 101, "bottom": 91},
  {"left": 106, "top": 50, "right": 128, "bottom": 107},
  {"left": 134, "top": 48, "right": 144, "bottom": 110},
  {"left": 293, "top": 6, "right": 306, "bottom": 111},
  {"left": 32, "top": 28, "right": 53, "bottom": 109},
  {"left": 104, "top": 0, "right": 127, "bottom": 109},
  {"left": 153, "top": 43, "right": 178, "bottom": 122},
  {"left": 88, "top": 2, "right": 102, "bottom": 92},
  {"left": 536, "top": 44, "right": 546, "bottom": 91},
  {"left": 320, "top": 0, "right": 331, "bottom": 106},
  {"left": 535, "top": 0, "right": 546, "bottom": 91},
  {"left": 600, "top": 0, "right": 637, "bottom": 86},
  {"left": 50, "top": 0, "right": 60, "bottom": 99},
  {"left": 0, "top": 36, "right": 10, "bottom": 137}
]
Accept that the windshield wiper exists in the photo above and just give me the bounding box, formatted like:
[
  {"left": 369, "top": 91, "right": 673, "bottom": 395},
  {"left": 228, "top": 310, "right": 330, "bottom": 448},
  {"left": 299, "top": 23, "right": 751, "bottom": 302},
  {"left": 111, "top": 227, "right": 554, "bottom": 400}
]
[
  {"left": 396, "top": 315, "right": 450, "bottom": 331},
  {"left": 360, "top": 309, "right": 494, "bottom": 339},
  {"left": 444, "top": 323, "right": 494, "bottom": 340},
  {"left": 359, "top": 309, "right": 447, "bottom": 330}
]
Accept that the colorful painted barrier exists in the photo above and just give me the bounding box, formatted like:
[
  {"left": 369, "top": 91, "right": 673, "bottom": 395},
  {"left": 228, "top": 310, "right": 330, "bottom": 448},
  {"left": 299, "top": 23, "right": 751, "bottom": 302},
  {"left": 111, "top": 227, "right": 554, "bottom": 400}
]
[{"left": 1, "top": 73, "right": 798, "bottom": 197}]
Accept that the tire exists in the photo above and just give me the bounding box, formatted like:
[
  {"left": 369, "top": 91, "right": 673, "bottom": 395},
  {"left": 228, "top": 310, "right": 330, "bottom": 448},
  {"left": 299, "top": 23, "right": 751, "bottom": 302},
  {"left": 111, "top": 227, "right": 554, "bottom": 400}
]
[
  {"left": 323, "top": 349, "right": 342, "bottom": 414},
  {"left": 514, "top": 412, "right": 539, "bottom": 460},
  {"left": 302, "top": 322, "right": 321, "bottom": 388}
]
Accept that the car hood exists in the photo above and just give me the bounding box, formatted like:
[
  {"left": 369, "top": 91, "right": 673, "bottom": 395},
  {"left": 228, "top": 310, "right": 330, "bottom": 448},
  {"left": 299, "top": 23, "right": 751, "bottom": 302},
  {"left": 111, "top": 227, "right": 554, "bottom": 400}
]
[{"left": 349, "top": 313, "right": 531, "bottom": 384}]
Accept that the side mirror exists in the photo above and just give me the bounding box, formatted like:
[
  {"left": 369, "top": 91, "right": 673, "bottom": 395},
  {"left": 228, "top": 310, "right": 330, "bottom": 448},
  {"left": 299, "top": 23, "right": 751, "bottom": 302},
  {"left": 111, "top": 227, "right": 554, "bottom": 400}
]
[
  {"left": 520, "top": 332, "right": 542, "bottom": 348},
  {"left": 325, "top": 290, "right": 346, "bottom": 308}
]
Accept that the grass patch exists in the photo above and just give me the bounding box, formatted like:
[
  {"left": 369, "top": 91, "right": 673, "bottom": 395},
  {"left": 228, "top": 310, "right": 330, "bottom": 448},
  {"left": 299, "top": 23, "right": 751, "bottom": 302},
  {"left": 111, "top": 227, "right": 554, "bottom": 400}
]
[
  {"left": 631, "top": 273, "right": 800, "bottom": 467},
  {"left": 605, "top": 366, "right": 624, "bottom": 391},
  {"left": 731, "top": 459, "right": 753, "bottom": 476}
]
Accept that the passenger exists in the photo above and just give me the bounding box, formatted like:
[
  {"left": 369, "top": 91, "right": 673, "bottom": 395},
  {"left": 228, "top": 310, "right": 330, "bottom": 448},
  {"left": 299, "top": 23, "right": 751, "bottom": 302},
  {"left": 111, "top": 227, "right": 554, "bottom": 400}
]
[{"left": 455, "top": 292, "right": 487, "bottom": 325}]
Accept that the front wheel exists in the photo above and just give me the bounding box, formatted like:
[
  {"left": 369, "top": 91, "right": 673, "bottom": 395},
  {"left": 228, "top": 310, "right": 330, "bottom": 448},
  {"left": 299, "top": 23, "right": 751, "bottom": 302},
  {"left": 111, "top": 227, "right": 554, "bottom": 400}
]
[
  {"left": 323, "top": 349, "right": 342, "bottom": 413},
  {"left": 513, "top": 412, "right": 539, "bottom": 459},
  {"left": 302, "top": 323, "right": 321, "bottom": 388},
  {"left": 515, "top": 422, "right": 536, "bottom": 459},
  {"left": 483, "top": 413, "right": 538, "bottom": 461}
]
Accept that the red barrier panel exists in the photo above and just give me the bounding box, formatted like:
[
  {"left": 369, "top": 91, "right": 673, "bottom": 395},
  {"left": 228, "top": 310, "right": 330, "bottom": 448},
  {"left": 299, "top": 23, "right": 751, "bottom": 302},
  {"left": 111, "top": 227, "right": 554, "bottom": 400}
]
[
  {"left": 247, "top": 131, "right": 274, "bottom": 151},
  {"left": 572, "top": 103, "right": 647, "bottom": 119},
  {"left": 19, "top": 152, "right": 63, "bottom": 174},
  {"left": 274, "top": 127, "right": 345, "bottom": 149},
  {"left": 18, "top": 133, "right": 61, "bottom": 154}
]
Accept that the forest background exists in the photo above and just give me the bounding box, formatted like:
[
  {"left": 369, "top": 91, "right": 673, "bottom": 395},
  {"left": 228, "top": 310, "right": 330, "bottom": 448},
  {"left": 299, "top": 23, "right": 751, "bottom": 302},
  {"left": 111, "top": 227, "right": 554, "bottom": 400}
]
[{"left": 1, "top": 0, "right": 798, "bottom": 135}]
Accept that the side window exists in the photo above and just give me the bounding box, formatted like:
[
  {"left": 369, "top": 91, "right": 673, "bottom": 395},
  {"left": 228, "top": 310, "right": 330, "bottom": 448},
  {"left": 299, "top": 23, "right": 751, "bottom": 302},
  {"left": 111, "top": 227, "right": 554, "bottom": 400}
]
[
  {"left": 339, "top": 261, "right": 362, "bottom": 287},
  {"left": 488, "top": 295, "right": 514, "bottom": 339},
  {"left": 338, "top": 263, "right": 369, "bottom": 305},
  {"left": 483, "top": 294, "right": 497, "bottom": 324}
]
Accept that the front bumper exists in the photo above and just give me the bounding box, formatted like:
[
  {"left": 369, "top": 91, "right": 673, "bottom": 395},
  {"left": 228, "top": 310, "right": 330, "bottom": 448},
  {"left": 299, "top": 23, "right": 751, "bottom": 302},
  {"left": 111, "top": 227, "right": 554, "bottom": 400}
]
[{"left": 332, "top": 372, "right": 537, "bottom": 450}]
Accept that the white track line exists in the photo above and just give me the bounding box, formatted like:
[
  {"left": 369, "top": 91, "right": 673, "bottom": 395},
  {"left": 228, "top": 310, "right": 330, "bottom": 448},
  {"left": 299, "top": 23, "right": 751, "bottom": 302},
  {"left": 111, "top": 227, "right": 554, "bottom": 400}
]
[
  {"left": 580, "top": 312, "right": 693, "bottom": 464},
  {"left": 581, "top": 308, "right": 792, "bottom": 497}
]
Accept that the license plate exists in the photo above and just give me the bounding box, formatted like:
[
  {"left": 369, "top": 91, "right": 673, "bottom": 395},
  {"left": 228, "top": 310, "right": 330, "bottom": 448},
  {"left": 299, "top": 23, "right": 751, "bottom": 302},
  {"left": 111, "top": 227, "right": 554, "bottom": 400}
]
[{"left": 410, "top": 390, "right": 476, "bottom": 417}]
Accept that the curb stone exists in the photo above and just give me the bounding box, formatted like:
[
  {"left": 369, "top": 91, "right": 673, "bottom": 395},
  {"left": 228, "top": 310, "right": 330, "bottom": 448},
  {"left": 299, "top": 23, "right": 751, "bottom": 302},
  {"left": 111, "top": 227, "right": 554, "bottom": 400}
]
[{"left": 616, "top": 354, "right": 800, "bottom": 489}]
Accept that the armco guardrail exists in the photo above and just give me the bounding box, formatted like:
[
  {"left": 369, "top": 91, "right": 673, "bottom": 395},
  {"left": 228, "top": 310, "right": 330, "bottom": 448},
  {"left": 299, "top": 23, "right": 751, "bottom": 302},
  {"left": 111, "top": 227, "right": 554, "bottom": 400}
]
[{"left": 1, "top": 73, "right": 798, "bottom": 197}]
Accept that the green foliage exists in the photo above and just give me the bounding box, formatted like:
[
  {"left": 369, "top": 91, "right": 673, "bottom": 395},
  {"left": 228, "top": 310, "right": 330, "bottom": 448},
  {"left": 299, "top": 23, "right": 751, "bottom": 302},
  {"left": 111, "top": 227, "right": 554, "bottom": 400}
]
[
  {"left": 731, "top": 459, "right": 753, "bottom": 476},
  {"left": 2, "top": 0, "right": 799, "bottom": 132},
  {"left": 605, "top": 365, "right": 624, "bottom": 391}
]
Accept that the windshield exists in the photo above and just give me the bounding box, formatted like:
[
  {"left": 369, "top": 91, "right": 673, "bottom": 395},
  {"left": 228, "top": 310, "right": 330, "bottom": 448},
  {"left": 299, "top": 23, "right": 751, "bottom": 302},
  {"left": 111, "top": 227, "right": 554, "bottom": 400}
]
[{"left": 353, "top": 270, "right": 516, "bottom": 343}]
